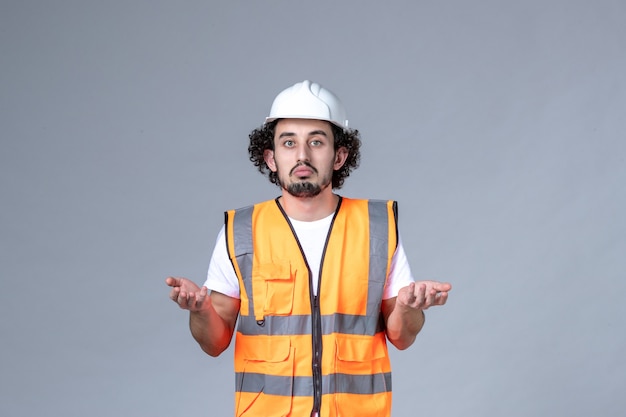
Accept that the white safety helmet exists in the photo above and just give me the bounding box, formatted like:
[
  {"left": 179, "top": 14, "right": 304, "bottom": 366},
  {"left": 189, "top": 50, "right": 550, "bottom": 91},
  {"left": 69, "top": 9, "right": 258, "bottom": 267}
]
[{"left": 265, "top": 80, "right": 349, "bottom": 129}]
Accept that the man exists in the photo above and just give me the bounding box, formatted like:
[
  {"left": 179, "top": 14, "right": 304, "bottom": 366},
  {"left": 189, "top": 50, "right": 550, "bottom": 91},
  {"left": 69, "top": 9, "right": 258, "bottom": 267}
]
[{"left": 166, "top": 80, "right": 451, "bottom": 417}]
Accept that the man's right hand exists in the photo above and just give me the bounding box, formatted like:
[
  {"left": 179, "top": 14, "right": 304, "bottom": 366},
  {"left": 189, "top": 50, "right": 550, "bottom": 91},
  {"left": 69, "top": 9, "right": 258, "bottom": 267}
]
[
  {"left": 166, "top": 277, "right": 209, "bottom": 312},
  {"left": 165, "top": 277, "right": 240, "bottom": 357}
]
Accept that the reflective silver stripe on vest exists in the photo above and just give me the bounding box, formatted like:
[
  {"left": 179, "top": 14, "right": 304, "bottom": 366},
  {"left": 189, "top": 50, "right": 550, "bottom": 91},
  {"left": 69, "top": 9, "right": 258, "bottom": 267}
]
[
  {"left": 237, "top": 313, "right": 385, "bottom": 336},
  {"left": 230, "top": 205, "right": 254, "bottom": 317},
  {"left": 367, "top": 200, "right": 390, "bottom": 316},
  {"left": 236, "top": 372, "right": 392, "bottom": 396}
]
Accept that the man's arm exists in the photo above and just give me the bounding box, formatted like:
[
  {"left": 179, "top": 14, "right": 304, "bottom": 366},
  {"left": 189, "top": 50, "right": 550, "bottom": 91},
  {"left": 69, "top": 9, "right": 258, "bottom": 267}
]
[
  {"left": 166, "top": 277, "right": 240, "bottom": 357},
  {"left": 382, "top": 281, "right": 451, "bottom": 350}
]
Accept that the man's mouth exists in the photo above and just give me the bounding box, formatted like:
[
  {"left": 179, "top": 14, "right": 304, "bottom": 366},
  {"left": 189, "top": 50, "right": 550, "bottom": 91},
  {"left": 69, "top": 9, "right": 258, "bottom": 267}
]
[{"left": 291, "top": 163, "right": 316, "bottom": 177}]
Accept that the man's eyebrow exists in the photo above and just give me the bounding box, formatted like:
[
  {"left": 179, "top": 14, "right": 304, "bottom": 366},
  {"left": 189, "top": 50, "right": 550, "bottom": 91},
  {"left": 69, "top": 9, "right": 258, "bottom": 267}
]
[
  {"left": 277, "top": 130, "right": 329, "bottom": 139},
  {"left": 277, "top": 131, "right": 295, "bottom": 139},
  {"left": 308, "top": 130, "right": 328, "bottom": 137}
]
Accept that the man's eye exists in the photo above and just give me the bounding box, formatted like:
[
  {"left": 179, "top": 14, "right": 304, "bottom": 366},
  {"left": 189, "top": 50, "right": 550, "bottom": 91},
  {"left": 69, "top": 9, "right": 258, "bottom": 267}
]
[
  {"left": 284, "top": 140, "right": 294, "bottom": 147},
  {"left": 310, "top": 140, "right": 322, "bottom": 146}
]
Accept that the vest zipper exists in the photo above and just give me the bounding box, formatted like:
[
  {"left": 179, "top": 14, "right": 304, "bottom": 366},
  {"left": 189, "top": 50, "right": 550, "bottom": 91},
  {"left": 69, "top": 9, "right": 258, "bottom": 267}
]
[
  {"left": 311, "top": 294, "right": 322, "bottom": 416},
  {"left": 311, "top": 197, "right": 342, "bottom": 416},
  {"left": 275, "top": 196, "right": 343, "bottom": 417}
]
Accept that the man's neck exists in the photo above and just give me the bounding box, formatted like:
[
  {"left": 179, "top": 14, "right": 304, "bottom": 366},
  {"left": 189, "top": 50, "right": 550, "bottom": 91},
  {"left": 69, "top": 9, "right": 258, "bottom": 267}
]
[{"left": 278, "top": 189, "right": 339, "bottom": 222}]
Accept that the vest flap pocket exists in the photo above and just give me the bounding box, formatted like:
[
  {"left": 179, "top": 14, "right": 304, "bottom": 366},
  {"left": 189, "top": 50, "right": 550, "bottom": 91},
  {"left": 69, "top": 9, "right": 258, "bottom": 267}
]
[
  {"left": 258, "top": 260, "right": 291, "bottom": 281},
  {"left": 336, "top": 334, "right": 387, "bottom": 362},
  {"left": 240, "top": 336, "right": 291, "bottom": 362},
  {"left": 258, "top": 261, "right": 294, "bottom": 315}
]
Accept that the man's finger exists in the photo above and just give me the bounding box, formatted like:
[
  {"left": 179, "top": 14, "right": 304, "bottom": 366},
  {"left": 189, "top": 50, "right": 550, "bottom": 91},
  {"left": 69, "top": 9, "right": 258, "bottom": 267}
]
[
  {"left": 166, "top": 276, "right": 184, "bottom": 287},
  {"left": 435, "top": 292, "right": 449, "bottom": 305},
  {"left": 177, "top": 290, "right": 189, "bottom": 307},
  {"left": 406, "top": 282, "right": 417, "bottom": 302},
  {"left": 169, "top": 286, "right": 180, "bottom": 301},
  {"left": 432, "top": 282, "right": 452, "bottom": 292},
  {"left": 400, "top": 282, "right": 418, "bottom": 305},
  {"left": 425, "top": 288, "right": 437, "bottom": 306},
  {"left": 415, "top": 282, "right": 427, "bottom": 298}
]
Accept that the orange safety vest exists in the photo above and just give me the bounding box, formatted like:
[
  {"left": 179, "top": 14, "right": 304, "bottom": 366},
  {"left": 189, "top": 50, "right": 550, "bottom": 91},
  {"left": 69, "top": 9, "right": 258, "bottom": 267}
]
[{"left": 225, "top": 197, "right": 398, "bottom": 417}]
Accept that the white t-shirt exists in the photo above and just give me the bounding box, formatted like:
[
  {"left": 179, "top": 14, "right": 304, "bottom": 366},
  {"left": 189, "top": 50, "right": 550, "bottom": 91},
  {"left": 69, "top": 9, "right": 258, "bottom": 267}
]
[{"left": 204, "top": 213, "right": 415, "bottom": 299}]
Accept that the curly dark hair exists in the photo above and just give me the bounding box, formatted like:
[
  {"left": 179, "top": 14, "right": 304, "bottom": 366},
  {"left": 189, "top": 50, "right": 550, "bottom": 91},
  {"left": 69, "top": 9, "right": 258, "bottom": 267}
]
[{"left": 248, "top": 119, "right": 362, "bottom": 189}]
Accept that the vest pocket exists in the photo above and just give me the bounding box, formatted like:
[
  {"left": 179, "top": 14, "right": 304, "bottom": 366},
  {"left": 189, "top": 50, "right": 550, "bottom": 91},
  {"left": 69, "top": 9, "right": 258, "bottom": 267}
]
[
  {"left": 334, "top": 334, "right": 391, "bottom": 416},
  {"left": 236, "top": 337, "right": 294, "bottom": 417},
  {"left": 335, "top": 334, "right": 387, "bottom": 363},
  {"left": 258, "top": 261, "right": 294, "bottom": 315}
]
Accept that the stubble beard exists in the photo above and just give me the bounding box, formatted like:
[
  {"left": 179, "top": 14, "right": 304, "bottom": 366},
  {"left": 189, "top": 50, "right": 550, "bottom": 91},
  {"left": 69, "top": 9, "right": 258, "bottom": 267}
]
[
  {"left": 277, "top": 163, "right": 332, "bottom": 198},
  {"left": 286, "top": 181, "right": 323, "bottom": 198}
]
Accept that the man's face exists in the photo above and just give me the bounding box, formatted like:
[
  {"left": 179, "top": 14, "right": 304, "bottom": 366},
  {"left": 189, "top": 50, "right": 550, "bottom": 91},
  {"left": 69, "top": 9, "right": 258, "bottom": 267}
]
[{"left": 264, "top": 118, "right": 347, "bottom": 198}]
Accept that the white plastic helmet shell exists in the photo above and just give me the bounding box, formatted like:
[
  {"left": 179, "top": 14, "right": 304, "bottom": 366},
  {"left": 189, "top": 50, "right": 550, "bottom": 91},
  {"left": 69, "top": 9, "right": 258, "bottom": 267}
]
[{"left": 265, "top": 80, "right": 349, "bottom": 129}]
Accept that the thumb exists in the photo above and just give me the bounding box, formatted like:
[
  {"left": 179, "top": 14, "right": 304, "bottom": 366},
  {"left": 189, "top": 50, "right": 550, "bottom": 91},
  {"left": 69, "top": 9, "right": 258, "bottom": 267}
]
[{"left": 165, "top": 276, "right": 184, "bottom": 287}]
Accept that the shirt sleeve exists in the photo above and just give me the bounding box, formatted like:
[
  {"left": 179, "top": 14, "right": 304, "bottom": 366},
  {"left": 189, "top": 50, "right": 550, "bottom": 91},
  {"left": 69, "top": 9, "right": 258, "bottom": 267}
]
[
  {"left": 203, "top": 225, "right": 241, "bottom": 299},
  {"left": 383, "top": 234, "right": 415, "bottom": 300}
]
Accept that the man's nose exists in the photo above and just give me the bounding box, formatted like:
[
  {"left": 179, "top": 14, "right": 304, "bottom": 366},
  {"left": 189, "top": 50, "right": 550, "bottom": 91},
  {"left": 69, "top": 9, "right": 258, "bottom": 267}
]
[{"left": 296, "top": 143, "right": 310, "bottom": 162}]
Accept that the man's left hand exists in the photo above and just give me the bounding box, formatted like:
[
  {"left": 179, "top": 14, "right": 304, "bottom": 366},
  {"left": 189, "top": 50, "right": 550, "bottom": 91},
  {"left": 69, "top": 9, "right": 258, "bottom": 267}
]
[{"left": 396, "top": 280, "right": 452, "bottom": 311}]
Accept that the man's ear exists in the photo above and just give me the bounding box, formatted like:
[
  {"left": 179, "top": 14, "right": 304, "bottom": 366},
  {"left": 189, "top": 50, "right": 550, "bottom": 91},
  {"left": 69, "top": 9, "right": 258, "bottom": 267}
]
[
  {"left": 264, "top": 149, "right": 277, "bottom": 172},
  {"left": 333, "top": 147, "right": 349, "bottom": 170}
]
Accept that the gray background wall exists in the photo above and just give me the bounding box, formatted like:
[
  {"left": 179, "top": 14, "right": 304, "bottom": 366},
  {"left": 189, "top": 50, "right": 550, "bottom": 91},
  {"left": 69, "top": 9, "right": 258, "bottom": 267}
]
[{"left": 1, "top": 1, "right": 624, "bottom": 416}]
